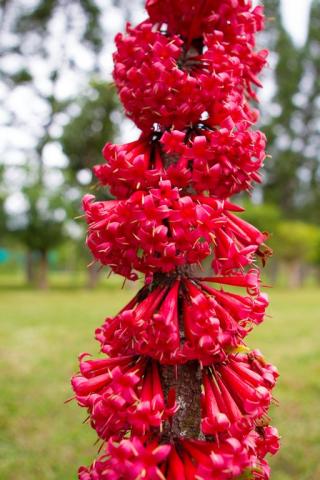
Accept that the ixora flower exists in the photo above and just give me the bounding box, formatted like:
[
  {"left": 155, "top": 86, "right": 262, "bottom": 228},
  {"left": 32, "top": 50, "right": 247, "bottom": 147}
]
[
  {"left": 95, "top": 121, "right": 266, "bottom": 200},
  {"left": 201, "top": 352, "right": 278, "bottom": 436},
  {"left": 78, "top": 436, "right": 171, "bottom": 480},
  {"left": 83, "top": 185, "right": 267, "bottom": 279},
  {"left": 146, "top": 0, "right": 268, "bottom": 95},
  {"left": 113, "top": 11, "right": 266, "bottom": 131},
  {"left": 95, "top": 275, "right": 269, "bottom": 365},
  {"left": 72, "top": 0, "right": 280, "bottom": 477},
  {"left": 78, "top": 431, "right": 280, "bottom": 480},
  {"left": 72, "top": 355, "right": 178, "bottom": 440},
  {"left": 146, "top": 0, "right": 265, "bottom": 41}
]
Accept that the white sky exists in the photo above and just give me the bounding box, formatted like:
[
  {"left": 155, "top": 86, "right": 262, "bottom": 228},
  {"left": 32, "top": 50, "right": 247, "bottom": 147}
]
[{"left": 281, "top": 0, "right": 313, "bottom": 45}]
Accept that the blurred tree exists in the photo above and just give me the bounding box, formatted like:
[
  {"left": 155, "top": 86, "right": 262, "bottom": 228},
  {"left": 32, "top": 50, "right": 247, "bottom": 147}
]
[
  {"left": 11, "top": 0, "right": 103, "bottom": 52},
  {"left": 0, "top": 165, "right": 8, "bottom": 244},
  {"left": 240, "top": 201, "right": 282, "bottom": 236},
  {"left": 262, "top": 1, "right": 304, "bottom": 216},
  {"left": 61, "top": 79, "right": 119, "bottom": 287},
  {"left": 296, "top": 0, "right": 320, "bottom": 223},
  {"left": 0, "top": 0, "right": 146, "bottom": 287},
  {"left": 273, "top": 221, "right": 320, "bottom": 287},
  {"left": 12, "top": 184, "right": 66, "bottom": 288},
  {"left": 0, "top": 0, "right": 112, "bottom": 286},
  {"left": 261, "top": 0, "right": 320, "bottom": 222},
  {"left": 312, "top": 233, "right": 320, "bottom": 283},
  {"left": 61, "top": 80, "right": 119, "bottom": 180}
]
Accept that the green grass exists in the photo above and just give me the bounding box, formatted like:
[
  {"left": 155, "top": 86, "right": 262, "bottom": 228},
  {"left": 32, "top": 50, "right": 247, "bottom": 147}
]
[{"left": 0, "top": 285, "right": 319, "bottom": 479}]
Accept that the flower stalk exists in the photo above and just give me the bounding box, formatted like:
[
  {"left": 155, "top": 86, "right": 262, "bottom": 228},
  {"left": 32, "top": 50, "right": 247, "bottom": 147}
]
[{"left": 70, "top": 1, "right": 280, "bottom": 478}]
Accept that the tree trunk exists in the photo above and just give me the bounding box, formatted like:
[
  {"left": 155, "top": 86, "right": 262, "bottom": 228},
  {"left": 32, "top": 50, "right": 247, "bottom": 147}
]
[
  {"left": 38, "top": 250, "right": 49, "bottom": 289},
  {"left": 286, "top": 260, "right": 303, "bottom": 288},
  {"left": 86, "top": 263, "right": 101, "bottom": 289},
  {"left": 26, "top": 250, "right": 35, "bottom": 285},
  {"left": 160, "top": 361, "right": 203, "bottom": 440},
  {"left": 160, "top": 278, "right": 203, "bottom": 441},
  {"left": 268, "top": 258, "right": 279, "bottom": 285}
]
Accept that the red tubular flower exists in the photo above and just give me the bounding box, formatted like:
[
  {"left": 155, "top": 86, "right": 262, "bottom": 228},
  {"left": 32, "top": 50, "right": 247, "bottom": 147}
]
[
  {"left": 113, "top": 22, "right": 205, "bottom": 130},
  {"left": 113, "top": 5, "right": 266, "bottom": 131},
  {"left": 201, "top": 352, "right": 278, "bottom": 437},
  {"left": 95, "top": 281, "right": 184, "bottom": 363},
  {"left": 73, "top": 0, "right": 280, "bottom": 476},
  {"left": 178, "top": 429, "right": 279, "bottom": 480},
  {"left": 128, "top": 362, "right": 178, "bottom": 434},
  {"left": 94, "top": 124, "right": 265, "bottom": 199},
  {"left": 146, "top": 0, "right": 267, "bottom": 98},
  {"left": 182, "top": 278, "right": 260, "bottom": 361},
  {"left": 255, "top": 426, "right": 281, "bottom": 458},
  {"left": 84, "top": 187, "right": 267, "bottom": 279},
  {"left": 72, "top": 355, "right": 177, "bottom": 440},
  {"left": 78, "top": 436, "right": 171, "bottom": 480},
  {"left": 146, "top": 0, "right": 265, "bottom": 39},
  {"left": 200, "top": 268, "right": 263, "bottom": 295},
  {"left": 95, "top": 277, "right": 269, "bottom": 365},
  {"left": 162, "top": 123, "right": 267, "bottom": 198},
  {"left": 78, "top": 430, "right": 280, "bottom": 480},
  {"left": 95, "top": 137, "right": 165, "bottom": 199}
]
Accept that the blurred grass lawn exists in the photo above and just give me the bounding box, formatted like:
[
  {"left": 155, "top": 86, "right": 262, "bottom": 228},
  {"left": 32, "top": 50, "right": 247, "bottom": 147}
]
[{"left": 0, "top": 281, "right": 320, "bottom": 480}]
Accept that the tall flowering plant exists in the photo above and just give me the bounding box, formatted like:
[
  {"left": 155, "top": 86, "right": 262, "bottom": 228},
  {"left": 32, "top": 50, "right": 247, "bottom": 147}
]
[{"left": 71, "top": 1, "right": 280, "bottom": 478}]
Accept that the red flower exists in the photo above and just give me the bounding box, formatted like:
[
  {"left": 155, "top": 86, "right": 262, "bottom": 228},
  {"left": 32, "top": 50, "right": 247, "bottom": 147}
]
[
  {"left": 113, "top": 22, "right": 205, "bottom": 130},
  {"left": 255, "top": 426, "right": 281, "bottom": 458},
  {"left": 95, "top": 276, "right": 270, "bottom": 365},
  {"left": 72, "top": 355, "right": 177, "bottom": 440},
  {"left": 84, "top": 188, "right": 266, "bottom": 279},
  {"left": 74, "top": 0, "right": 279, "bottom": 477},
  {"left": 78, "top": 436, "right": 171, "bottom": 480},
  {"left": 113, "top": 6, "right": 267, "bottom": 131},
  {"left": 95, "top": 136, "right": 165, "bottom": 199},
  {"left": 164, "top": 124, "right": 266, "bottom": 198},
  {"left": 146, "top": 0, "right": 265, "bottom": 41},
  {"left": 201, "top": 352, "right": 278, "bottom": 436},
  {"left": 78, "top": 431, "right": 279, "bottom": 480}
]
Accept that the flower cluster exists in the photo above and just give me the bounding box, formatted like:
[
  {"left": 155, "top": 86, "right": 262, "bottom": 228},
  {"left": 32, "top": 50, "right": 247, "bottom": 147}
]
[
  {"left": 146, "top": 0, "right": 265, "bottom": 41},
  {"left": 145, "top": 0, "right": 267, "bottom": 104},
  {"left": 95, "top": 122, "right": 266, "bottom": 199},
  {"left": 72, "top": 355, "right": 177, "bottom": 440},
  {"left": 79, "top": 430, "right": 280, "bottom": 480},
  {"left": 113, "top": 13, "right": 267, "bottom": 130},
  {"left": 95, "top": 274, "right": 268, "bottom": 365},
  {"left": 113, "top": 22, "right": 205, "bottom": 131},
  {"left": 78, "top": 437, "right": 171, "bottom": 480},
  {"left": 73, "top": 0, "right": 280, "bottom": 478},
  {"left": 201, "top": 352, "right": 278, "bottom": 436},
  {"left": 83, "top": 184, "right": 267, "bottom": 279}
]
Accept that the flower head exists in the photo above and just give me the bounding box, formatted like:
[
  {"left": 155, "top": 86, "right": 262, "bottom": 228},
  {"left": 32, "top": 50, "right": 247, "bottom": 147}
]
[
  {"left": 201, "top": 352, "right": 278, "bottom": 437},
  {"left": 78, "top": 436, "right": 171, "bottom": 480},
  {"left": 84, "top": 189, "right": 267, "bottom": 279},
  {"left": 72, "top": 355, "right": 177, "bottom": 440}
]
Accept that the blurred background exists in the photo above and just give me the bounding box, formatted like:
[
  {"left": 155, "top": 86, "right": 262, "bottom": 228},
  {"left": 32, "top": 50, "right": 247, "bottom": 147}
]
[{"left": 0, "top": 1, "right": 319, "bottom": 479}]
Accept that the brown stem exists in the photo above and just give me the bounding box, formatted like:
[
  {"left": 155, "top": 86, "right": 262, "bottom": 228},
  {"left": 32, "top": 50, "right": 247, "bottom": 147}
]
[
  {"left": 38, "top": 250, "right": 48, "bottom": 290},
  {"left": 25, "top": 250, "right": 35, "bottom": 285},
  {"left": 160, "top": 280, "right": 203, "bottom": 441},
  {"left": 155, "top": 149, "right": 203, "bottom": 440},
  {"left": 160, "top": 361, "right": 203, "bottom": 440}
]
